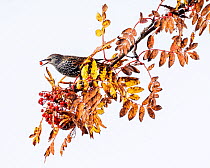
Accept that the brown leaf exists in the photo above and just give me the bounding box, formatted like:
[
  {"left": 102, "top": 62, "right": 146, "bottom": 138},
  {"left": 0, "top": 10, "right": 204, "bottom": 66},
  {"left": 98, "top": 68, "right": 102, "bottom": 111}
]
[
  {"left": 142, "top": 96, "right": 149, "bottom": 105},
  {"left": 152, "top": 105, "right": 162, "bottom": 111},
  {"left": 206, "top": 12, "right": 210, "bottom": 20},
  {"left": 147, "top": 64, "right": 155, "bottom": 71},
  {"left": 188, "top": 51, "right": 200, "bottom": 60},
  {"left": 168, "top": 17, "right": 174, "bottom": 34},
  {"left": 121, "top": 66, "right": 132, "bottom": 76},
  {"left": 147, "top": 35, "right": 154, "bottom": 49},
  {"left": 177, "top": 52, "right": 185, "bottom": 67},
  {"left": 159, "top": 51, "right": 167, "bottom": 67},
  {"left": 48, "top": 127, "right": 59, "bottom": 142},
  {"left": 128, "top": 65, "right": 140, "bottom": 73},
  {"left": 192, "top": 13, "right": 198, "bottom": 25},
  {"left": 147, "top": 107, "right": 155, "bottom": 119},
  {"left": 128, "top": 103, "right": 138, "bottom": 120},
  {"left": 195, "top": 0, "right": 204, "bottom": 13},
  {"left": 201, "top": 4, "right": 210, "bottom": 16},
  {"left": 152, "top": 10, "right": 160, "bottom": 17},
  {"left": 181, "top": 38, "right": 188, "bottom": 48},
  {"left": 102, "top": 4, "right": 108, "bottom": 13},
  {"left": 120, "top": 100, "right": 131, "bottom": 117},
  {"left": 143, "top": 50, "right": 151, "bottom": 60},
  {"left": 160, "top": 17, "right": 166, "bottom": 31},
  {"left": 195, "top": 17, "right": 203, "bottom": 31},
  {"left": 168, "top": 52, "right": 175, "bottom": 68},
  {"left": 184, "top": 52, "right": 188, "bottom": 64},
  {"left": 148, "top": 49, "right": 159, "bottom": 61},
  {"left": 199, "top": 20, "right": 208, "bottom": 36},
  {"left": 139, "top": 106, "right": 145, "bottom": 122}
]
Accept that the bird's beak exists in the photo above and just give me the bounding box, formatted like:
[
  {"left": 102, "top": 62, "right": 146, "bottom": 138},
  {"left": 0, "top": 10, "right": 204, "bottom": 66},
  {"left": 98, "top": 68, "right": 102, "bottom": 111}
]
[{"left": 40, "top": 58, "right": 51, "bottom": 66}]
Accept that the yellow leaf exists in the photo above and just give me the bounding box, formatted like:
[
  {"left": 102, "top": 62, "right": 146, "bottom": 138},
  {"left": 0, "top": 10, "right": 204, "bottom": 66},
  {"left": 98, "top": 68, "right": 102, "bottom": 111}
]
[
  {"left": 90, "top": 59, "right": 99, "bottom": 79},
  {"left": 96, "top": 12, "right": 102, "bottom": 22},
  {"left": 102, "top": 20, "right": 111, "bottom": 28},
  {"left": 96, "top": 108, "right": 104, "bottom": 115},
  {"left": 127, "top": 87, "right": 144, "bottom": 94},
  {"left": 95, "top": 29, "right": 102, "bottom": 37},
  {"left": 99, "top": 66, "right": 107, "bottom": 81},
  {"left": 128, "top": 94, "right": 140, "bottom": 100},
  {"left": 109, "top": 83, "right": 117, "bottom": 99},
  {"left": 90, "top": 126, "right": 101, "bottom": 133},
  {"left": 81, "top": 64, "right": 89, "bottom": 79}
]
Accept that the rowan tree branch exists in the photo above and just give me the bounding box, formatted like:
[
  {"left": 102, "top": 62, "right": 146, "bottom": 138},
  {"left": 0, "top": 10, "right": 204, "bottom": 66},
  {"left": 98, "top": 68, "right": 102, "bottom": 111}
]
[{"left": 109, "top": 18, "right": 158, "bottom": 68}]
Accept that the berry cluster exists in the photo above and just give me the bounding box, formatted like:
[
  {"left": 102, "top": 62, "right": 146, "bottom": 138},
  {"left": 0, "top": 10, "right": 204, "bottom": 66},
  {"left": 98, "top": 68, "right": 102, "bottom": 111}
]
[{"left": 38, "top": 88, "right": 78, "bottom": 129}]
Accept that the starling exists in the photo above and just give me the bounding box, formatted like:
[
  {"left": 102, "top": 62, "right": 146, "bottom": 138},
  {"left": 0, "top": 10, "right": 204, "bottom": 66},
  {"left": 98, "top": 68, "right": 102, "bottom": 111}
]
[{"left": 41, "top": 54, "right": 102, "bottom": 77}]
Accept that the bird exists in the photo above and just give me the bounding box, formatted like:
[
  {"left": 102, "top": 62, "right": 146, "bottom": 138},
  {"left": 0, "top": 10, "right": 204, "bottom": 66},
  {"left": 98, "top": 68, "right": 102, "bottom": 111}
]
[{"left": 41, "top": 54, "right": 103, "bottom": 77}]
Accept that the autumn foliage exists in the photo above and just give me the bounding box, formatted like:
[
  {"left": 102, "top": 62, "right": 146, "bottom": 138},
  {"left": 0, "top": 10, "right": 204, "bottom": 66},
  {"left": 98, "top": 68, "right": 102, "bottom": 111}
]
[{"left": 30, "top": 0, "right": 210, "bottom": 160}]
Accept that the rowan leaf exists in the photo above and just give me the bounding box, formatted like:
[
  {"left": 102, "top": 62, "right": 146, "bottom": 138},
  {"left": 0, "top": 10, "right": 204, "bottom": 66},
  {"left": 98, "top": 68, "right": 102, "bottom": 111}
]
[
  {"left": 48, "top": 127, "right": 59, "bottom": 142},
  {"left": 147, "top": 35, "right": 154, "bottom": 49},
  {"left": 199, "top": 20, "right": 208, "bottom": 36},
  {"left": 177, "top": 52, "right": 185, "bottom": 67},
  {"left": 168, "top": 52, "right": 175, "bottom": 68},
  {"left": 147, "top": 64, "right": 155, "bottom": 71},
  {"left": 81, "top": 64, "right": 89, "bottom": 79},
  {"left": 128, "top": 94, "right": 140, "bottom": 101},
  {"left": 96, "top": 12, "right": 102, "bottom": 22},
  {"left": 139, "top": 106, "right": 145, "bottom": 122},
  {"left": 201, "top": 4, "right": 210, "bottom": 16},
  {"left": 148, "top": 49, "right": 159, "bottom": 61},
  {"left": 127, "top": 87, "right": 144, "bottom": 94},
  {"left": 147, "top": 107, "right": 155, "bottom": 119},
  {"left": 143, "top": 50, "right": 151, "bottom": 60},
  {"left": 152, "top": 105, "right": 162, "bottom": 111},
  {"left": 128, "top": 103, "right": 138, "bottom": 120},
  {"left": 102, "top": 4, "right": 108, "bottom": 13},
  {"left": 90, "top": 59, "right": 99, "bottom": 79},
  {"left": 120, "top": 100, "right": 131, "bottom": 117},
  {"left": 159, "top": 51, "right": 167, "bottom": 67},
  {"left": 102, "top": 20, "right": 111, "bottom": 28},
  {"left": 99, "top": 66, "right": 107, "bottom": 81},
  {"left": 95, "top": 29, "right": 102, "bottom": 37}
]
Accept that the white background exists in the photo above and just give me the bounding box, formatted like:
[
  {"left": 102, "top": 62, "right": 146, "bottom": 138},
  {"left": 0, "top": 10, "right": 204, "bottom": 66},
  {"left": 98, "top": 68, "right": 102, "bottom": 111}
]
[{"left": 0, "top": 0, "right": 210, "bottom": 168}]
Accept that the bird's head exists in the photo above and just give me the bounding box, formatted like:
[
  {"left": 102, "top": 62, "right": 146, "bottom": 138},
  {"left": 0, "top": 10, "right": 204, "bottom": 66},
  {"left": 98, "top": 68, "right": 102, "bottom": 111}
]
[{"left": 41, "top": 54, "right": 63, "bottom": 66}]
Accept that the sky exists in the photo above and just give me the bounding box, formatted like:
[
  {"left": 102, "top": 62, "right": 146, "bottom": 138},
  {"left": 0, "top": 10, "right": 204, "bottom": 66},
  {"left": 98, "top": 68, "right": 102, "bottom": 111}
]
[{"left": 0, "top": 0, "right": 210, "bottom": 168}]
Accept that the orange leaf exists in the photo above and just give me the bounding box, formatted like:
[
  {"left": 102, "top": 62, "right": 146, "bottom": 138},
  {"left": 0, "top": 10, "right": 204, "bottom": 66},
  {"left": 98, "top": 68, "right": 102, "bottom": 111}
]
[
  {"left": 128, "top": 103, "right": 138, "bottom": 120},
  {"left": 139, "top": 106, "right": 145, "bottom": 122},
  {"left": 143, "top": 50, "right": 151, "bottom": 60},
  {"left": 201, "top": 4, "right": 210, "bottom": 16},
  {"left": 147, "top": 64, "right": 155, "bottom": 71},
  {"left": 149, "top": 49, "right": 159, "bottom": 61},
  {"left": 120, "top": 100, "right": 131, "bottom": 117},
  {"left": 102, "top": 4, "right": 108, "bottom": 13},
  {"left": 168, "top": 52, "right": 175, "bottom": 68},
  {"left": 152, "top": 105, "right": 162, "bottom": 111},
  {"left": 159, "top": 51, "right": 167, "bottom": 67},
  {"left": 177, "top": 52, "right": 185, "bottom": 67},
  {"left": 147, "top": 107, "right": 155, "bottom": 119},
  {"left": 147, "top": 35, "right": 154, "bottom": 49}
]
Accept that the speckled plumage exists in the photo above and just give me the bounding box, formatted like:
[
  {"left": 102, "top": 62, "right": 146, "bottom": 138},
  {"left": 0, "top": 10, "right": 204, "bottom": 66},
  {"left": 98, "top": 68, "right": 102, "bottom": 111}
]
[{"left": 41, "top": 54, "right": 102, "bottom": 77}]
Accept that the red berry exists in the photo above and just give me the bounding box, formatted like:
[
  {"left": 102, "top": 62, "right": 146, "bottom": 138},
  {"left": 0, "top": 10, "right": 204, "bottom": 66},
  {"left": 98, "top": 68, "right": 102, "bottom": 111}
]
[
  {"left": 60, "top": 101, "right": 65, "bottom": 106},
  {"left": 39, "top": 61, "right": 43, "bottom": 65},
  {"left": 41, "top": 109, "right": 44, "bottom": 112},
  {"left": 47, "top": 102, "right": 51, "bottom": 106},
  {"left": 39, "top": 92, "right": 43, "bottom": 96}
]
